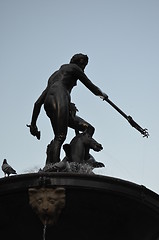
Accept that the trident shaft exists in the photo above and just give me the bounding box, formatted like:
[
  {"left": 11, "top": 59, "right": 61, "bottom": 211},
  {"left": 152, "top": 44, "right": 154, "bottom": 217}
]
[{"left": 104, "top": 97, "right": 149, "bottom": 138}]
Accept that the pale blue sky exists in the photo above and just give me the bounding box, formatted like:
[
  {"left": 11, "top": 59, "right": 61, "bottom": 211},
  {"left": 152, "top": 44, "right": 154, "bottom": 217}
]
[{"left": 1, "top": 1, "right": 159, "bottom": 193}]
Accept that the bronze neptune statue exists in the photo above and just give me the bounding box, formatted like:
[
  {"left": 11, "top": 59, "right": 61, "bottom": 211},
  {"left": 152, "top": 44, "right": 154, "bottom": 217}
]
[
  {"left": 28, "top": 53, "right": 149, "bottom": 171},
  {"left": 28, "top": 54, "right": 108, "bottom": 166}
]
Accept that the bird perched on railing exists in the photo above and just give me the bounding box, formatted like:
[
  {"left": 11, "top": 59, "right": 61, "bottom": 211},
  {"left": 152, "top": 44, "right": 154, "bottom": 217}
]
[{"left": 1, "top": 159, "right": 17, "bottom": 177}]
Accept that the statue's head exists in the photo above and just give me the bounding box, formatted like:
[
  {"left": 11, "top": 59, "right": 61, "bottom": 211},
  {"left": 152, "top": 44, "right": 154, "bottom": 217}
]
[
  {"left": 28, "top": 187, "right": 65, "bottom": 225},
  {"left": 70, "top": 53, "right": 88, "bottom": 71}
]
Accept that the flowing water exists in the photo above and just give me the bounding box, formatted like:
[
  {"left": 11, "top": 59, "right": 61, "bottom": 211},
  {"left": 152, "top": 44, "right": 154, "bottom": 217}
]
[{"left": 43, "top": 224, "right": 47, "bottom": 240}]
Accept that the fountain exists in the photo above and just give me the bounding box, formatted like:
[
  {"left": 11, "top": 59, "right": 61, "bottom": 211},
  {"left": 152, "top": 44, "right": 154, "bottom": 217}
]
[
  {"left": 0, "top": 173, "right": 159, "bottom": 239},
  {"left": 1, "top": 53, "right": 157, "bottom": 240}
]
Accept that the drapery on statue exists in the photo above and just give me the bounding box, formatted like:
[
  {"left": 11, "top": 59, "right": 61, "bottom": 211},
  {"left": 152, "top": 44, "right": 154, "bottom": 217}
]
[{"left": 28, "top": 53, "right": 108, "bottom": 165}]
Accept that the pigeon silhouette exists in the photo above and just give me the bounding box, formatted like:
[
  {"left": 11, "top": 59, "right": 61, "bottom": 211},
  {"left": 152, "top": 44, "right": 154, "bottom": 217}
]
[{"left": 2, "top": 159, "right": 17, "bottom": 177}]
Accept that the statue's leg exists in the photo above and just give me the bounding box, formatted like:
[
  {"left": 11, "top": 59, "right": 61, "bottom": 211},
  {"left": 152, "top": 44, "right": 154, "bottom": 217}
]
[
  {"left": 69, "top": 115, "right": 95, "bottom": 136},
  {"left": 46, "top": 106, "right": 68, "bottom": 165},
  {"left": 68, "top": 115, "right": 95, "bottom": 160},
  {"left": 51, "top": 133, "right": 66, "bottom": 164},
  {"left": 46, "top": 140, "right": 53, "bottom": 165},
  {"left": 46, "top": 137, "right": 66, "bottom": 165}
]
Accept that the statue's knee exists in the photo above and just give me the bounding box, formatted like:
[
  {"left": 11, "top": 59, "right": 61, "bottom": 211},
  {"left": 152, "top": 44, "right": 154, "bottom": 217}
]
[{"left": 56, "top": 133, "right": 66, "bottom": 143}]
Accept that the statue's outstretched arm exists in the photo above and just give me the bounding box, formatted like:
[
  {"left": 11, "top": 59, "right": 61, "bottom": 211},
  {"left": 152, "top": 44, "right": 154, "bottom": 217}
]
[{"left": 77, "top": 70, "right": 108, "bottom": 99}]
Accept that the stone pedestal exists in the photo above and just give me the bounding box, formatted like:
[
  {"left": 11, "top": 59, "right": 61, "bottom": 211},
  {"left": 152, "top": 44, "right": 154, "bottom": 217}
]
[{"left": 0, "top": 173, "right": 159, "bottom": 239}]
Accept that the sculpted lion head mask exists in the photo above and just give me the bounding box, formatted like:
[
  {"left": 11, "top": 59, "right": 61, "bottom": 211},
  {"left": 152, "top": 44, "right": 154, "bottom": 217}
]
[{"left": 28, "top": 187, "right": 65, "bottom": 225}]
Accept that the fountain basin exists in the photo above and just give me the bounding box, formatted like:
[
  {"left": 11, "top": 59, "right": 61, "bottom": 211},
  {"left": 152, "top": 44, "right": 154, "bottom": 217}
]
[{"left": 0, "top": 173, "right": 159, "bottom": 239}]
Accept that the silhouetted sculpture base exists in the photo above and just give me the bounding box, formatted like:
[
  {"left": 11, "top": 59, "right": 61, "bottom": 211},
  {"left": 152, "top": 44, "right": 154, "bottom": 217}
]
[
  {"left": 44, "top": 131, "right": 105, "bottom": 173},
  {"left": 42, "top": 161, "right": 97, "bottom": 174}
]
